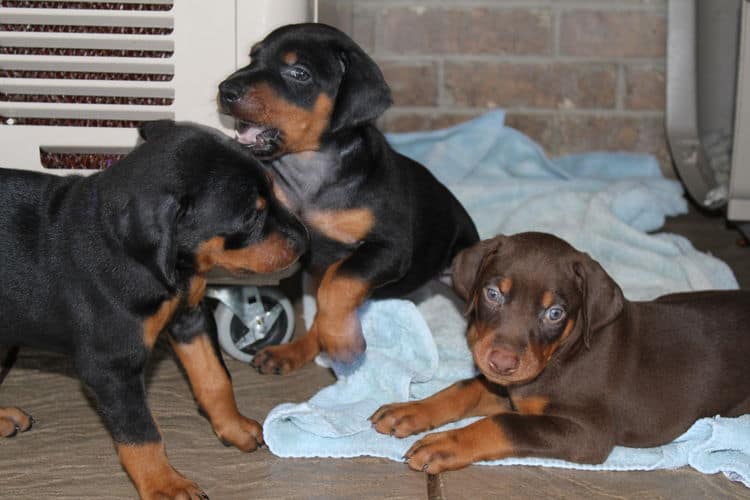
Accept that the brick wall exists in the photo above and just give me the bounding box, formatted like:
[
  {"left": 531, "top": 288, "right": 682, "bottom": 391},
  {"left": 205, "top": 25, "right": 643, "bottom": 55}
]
[{"left": 319, "top": 0, "right": 670, "bottom": 171}]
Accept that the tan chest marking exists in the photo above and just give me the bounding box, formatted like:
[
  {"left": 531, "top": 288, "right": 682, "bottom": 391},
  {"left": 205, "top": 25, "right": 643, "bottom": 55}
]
[{"left": 306, "top": 208, "right": 375, "bottom": 245}]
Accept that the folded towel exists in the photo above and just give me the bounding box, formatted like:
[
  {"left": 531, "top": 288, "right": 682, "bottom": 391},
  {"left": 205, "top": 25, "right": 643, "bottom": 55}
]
[{"left": 263, "top": 110, "right": 745, "bottom": 485}]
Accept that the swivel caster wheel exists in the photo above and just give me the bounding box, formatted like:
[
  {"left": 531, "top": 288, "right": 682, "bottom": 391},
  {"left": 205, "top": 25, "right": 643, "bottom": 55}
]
[{"left": 212, "top": 287, "right": 295, "bottom": 363}]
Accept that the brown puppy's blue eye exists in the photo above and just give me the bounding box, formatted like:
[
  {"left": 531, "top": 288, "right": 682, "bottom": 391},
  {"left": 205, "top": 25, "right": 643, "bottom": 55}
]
[
  {"left": 544, "top": 306, "right": 566, "bottom": 323},
  {"left": 484, "top": 285, "right": 504, "bottom": 305}
]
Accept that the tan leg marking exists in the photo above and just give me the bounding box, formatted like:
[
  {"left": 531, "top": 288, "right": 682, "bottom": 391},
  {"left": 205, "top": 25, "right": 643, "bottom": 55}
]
[
  {"left": 371, "top": 377, "right": 510, "bottom": 438},
  {"left": 314, "top": 261, "right": 369, "bottom": 363},
  {"left": 252, "top": 259, "right": 369, "bottom": 374},
  {"left": 405, "top": 417, "right": 512, "bottom": 473},
  {"left": 143, "top": 295, "right": 181, "bottom": 349},
  {"left": 187, "top": 276, "right": 207, "bottom": 308},
  {"left": 117, "top": 442, "right": 205, "bottom": 500},
  {"left": 170, "top": 335, "right": 262, "bottom": 452}
]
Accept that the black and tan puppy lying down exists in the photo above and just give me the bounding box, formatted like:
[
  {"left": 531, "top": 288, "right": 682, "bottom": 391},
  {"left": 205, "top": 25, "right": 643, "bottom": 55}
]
[{"left": 372, "top": 232, "right": 750, "bottom": 473}]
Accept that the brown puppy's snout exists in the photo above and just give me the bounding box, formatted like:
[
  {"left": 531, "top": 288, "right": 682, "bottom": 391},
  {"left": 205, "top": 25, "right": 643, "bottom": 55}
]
[{"left": 487, "top": 348, "right": 519, "bottom": 376}]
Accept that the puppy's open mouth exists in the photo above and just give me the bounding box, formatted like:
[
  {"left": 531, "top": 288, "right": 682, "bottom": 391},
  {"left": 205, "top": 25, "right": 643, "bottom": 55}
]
[{"left": 235, "top": 121, "right": 280, "bottom": 157}]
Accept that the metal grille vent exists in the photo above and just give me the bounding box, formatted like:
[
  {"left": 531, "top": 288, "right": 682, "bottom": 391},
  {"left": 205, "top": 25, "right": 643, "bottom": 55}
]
[
  {"left": 1, "top": 0, "right": 175, "bottom": 138},
  {"left": 0, "top": 0, "right": 311, "bottom": 173}
]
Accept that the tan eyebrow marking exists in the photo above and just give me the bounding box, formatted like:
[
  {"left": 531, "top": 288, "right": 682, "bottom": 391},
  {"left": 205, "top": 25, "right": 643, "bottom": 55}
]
[
  {"left": 541, "top": 291, "right": 555, "bottom": 308},
  {"left": 499, "top": 278, "right": 512, "bottom": 294}
]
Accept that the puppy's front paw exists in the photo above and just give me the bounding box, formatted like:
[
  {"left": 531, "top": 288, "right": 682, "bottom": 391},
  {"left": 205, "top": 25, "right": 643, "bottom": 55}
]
[
  {"left": 251, "top": 343, "right": 307, "bottom": 375},
  {"left": 0, "top": 407, "right": 33, "bottom": 437},
  {"left": 404, "top": 430, "right": 476, "bottom": 474},
  {"left": 370, "top": 402, "right": 434, "bottom": 438},
  {"left": 139, "top": 470, "right": 207, "bottom": 500},
  {"left": 215, "top": 415, "right": 264, "bottom": 452}
]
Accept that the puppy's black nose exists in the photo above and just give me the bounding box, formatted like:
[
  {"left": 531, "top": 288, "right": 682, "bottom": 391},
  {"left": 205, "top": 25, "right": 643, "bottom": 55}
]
[{"left": 219, "top": 81, "right": 243, "bottom": 104}]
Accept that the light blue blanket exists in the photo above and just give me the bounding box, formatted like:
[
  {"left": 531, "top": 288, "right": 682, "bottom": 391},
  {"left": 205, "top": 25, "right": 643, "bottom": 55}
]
[{"left": 264, "top": 110, "right": 747, "bottom": 486}]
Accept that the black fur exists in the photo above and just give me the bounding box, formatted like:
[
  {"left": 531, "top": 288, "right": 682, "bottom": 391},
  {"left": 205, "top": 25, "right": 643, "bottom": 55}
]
[
  {"left": 0, "top": 121, "right": 306, "bottom": 450},
  {"left": 219, "top": 23, "right": 479, "bottom": 372}
]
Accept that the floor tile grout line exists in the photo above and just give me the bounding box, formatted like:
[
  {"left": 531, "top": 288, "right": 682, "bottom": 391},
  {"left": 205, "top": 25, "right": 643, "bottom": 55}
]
[{"left": 427, "top": 472, "right": 447, "bottom": 500}]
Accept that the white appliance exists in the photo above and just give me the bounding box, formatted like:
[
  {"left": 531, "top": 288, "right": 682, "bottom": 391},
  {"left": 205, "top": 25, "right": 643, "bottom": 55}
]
[{"left": 0, "top": 0, "right": 314, "bottom": 173}]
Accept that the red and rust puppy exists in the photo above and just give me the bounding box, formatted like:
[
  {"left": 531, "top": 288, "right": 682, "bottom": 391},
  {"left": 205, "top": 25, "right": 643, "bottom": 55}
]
[
  {"left": 0, "top": 120, "right": 307, "bottom": 499},
  {"left": 371, "top": 232, "right": 750, "bottom": 473},
  {"left": 218, "top": 23, "right": 479, "bottom": 374}
]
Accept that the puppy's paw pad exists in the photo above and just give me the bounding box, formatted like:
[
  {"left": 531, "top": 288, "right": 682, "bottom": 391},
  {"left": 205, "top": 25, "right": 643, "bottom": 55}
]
[
  {"left": 251, "top": 346, "right": 300, "bottom": 375},
  {"left": 216, "top": 416, "right": 264, "bottom": 452},
  {"left": 370, "top": 403, "right": 431, "bottom": 438},
  {"left": 142, "top": 472, "right": 206, "bottom": 500},
  {"left": 404, "top": 432, "right": 471, "bottom": 473}
]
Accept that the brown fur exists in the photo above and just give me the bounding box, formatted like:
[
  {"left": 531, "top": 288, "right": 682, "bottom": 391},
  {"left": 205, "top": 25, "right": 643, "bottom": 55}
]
[
  {"left": 374, "top": 232, "right": 750, "bottom": 473},
  {"left": 117, "top": 442, "right": 203, "bottom": 500}
]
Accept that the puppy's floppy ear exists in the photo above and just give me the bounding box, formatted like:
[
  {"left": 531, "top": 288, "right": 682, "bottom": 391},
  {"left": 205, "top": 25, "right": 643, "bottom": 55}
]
[
  {"left": 116, "top": 194, "right": 183, "bottom": 291},
  {"left": 451, "top": 236, "right": 504, "bottom": 313},
  {"left": 573, "top": 255, "right": 624, "bottom": 348},
  {"left": 139, "top": 119, "right": 177, "bottom": 142},
  {"left": 329, "top": 47, "right": 392, "bottom": 133}
]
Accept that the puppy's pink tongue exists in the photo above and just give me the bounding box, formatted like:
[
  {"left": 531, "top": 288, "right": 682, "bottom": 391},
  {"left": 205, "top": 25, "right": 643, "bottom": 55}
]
[{"left": 236, "top": 125, "right": 264, "bottom": 145}]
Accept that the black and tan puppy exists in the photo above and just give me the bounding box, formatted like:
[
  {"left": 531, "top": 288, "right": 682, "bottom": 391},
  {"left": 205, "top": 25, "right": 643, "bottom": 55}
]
[
  {"left": 371, "top": 232, "right": 750, "bottom": 473},
  {"left": 218, "top": 23, "right": 479, "bottom": 374},
  {"left": 0, "top": 120, "right": 307, "bottom": 499}
]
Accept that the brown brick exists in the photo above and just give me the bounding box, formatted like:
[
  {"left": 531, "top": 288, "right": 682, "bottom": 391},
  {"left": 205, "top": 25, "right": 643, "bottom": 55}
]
[
  {"left": 379, "top": 110, "right": 479, "bottom": 133},
  {"left": 319, "top": 1, "right": 375, "bottom": 52},
  {"left": 626, "top": 65, "right": 666, "bottom": 110},
  {"left": 504, "top": 114, "right": 556, "bottom": 150},
  {"left": 560, "top": 10, "right": 666, "bottom": 58},
  {"left": 505, "top": 113, "right": 671, "bottom": 171},
  {"left": 378, "top": 60, "right": 438, "bottom": 107},
  {"left": 318, "top": 0, "right": 353, "bottom": 34},
  {"left": 351, "top": 4, "right": 376, "bottom": 53},
  {"left": 556, "top": 115, "right": 667, "bottom": 158},
  {"left": 444, "top": 62, "right": 617, "bottom": 109},
  {"left": 381, "top": 7, "right": 552, "bottom": 55}
]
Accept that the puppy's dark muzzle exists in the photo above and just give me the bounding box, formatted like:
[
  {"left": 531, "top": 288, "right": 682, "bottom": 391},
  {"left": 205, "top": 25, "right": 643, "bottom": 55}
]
[{"left": 219, "top": 80, "right": 244, "bottom": 110}]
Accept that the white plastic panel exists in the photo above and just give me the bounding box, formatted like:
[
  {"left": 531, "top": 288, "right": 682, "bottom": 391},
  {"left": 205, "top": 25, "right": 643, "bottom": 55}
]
[
  {"left": 0, "top": 0, "right": 313, "bottom": 174},
  {"left": 1, "top": 8, "right": 174, "bottom": 28}
]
